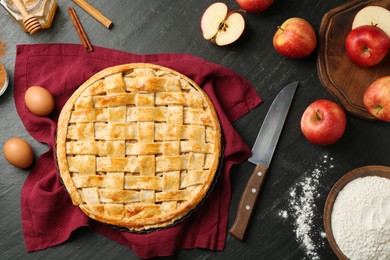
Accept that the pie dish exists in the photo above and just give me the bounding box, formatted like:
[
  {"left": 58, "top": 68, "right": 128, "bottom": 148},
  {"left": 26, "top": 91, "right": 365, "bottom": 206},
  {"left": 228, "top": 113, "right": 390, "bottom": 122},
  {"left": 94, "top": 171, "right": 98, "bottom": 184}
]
[{"left": 56, "top": 63, "right": 222, "bottom": 231}]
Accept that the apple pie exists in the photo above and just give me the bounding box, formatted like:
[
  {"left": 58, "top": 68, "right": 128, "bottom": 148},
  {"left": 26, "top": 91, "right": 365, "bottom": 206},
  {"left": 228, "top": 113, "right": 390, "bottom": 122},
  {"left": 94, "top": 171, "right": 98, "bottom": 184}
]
[{"left": 56, "top": 63, "right": 222, "bottom": 231}]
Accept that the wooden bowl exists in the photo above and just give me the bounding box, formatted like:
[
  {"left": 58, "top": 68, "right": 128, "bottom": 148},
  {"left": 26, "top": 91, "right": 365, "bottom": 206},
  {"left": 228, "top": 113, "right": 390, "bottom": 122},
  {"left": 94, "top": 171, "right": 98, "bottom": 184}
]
[
  {"left": 317, "top": 0, "right": 390, "bottom": 120},
  {"left": 323, "top": 165, "right": 390, "bottom": 259}
]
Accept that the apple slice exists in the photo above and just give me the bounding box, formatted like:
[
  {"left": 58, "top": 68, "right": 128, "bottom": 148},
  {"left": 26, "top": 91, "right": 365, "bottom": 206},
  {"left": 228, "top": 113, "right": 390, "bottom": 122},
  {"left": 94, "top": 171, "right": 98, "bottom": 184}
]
[
  {"left": 201, "top": 2, "right": 228, "bottom": 40},
  {"left": 352, "top": 6, "right": 390, "bottom": 37},
  {"left": 214, "top": 12, "right": 245, "bottom": 46},
  {"left": 201, "top": 2, "right": 245, "bottom": 46}
]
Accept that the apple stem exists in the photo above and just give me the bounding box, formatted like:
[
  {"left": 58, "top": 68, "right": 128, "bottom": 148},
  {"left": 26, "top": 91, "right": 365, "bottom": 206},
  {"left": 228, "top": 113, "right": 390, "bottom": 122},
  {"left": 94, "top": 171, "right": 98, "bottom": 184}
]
[
  {"left": 277, "top": 26, "right": 284, "bottom": 32},
  {"left": 376, "top": 105, "right": 383, "bottom": 115},
  {"left": 315, "top": 109, "right": 322, "bottom": 121}
]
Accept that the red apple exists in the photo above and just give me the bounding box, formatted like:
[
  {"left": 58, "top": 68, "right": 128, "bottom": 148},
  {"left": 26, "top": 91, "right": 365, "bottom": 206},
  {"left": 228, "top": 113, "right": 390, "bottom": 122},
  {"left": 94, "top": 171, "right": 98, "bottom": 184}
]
[
  {"left": 300, "top": 99, "right": 347, "bottom": 146},
  {"left": 273, "top": 17, "right": 317, "bottom": 59},
  {"left": 345, "top": 25, "right": 390, "bottom": 67},
  {"left": 236, "top": 0, "right": 274, "bottom": 13},
  {"left": 363, "top": 76, "right": 390, "bottom": 122}
]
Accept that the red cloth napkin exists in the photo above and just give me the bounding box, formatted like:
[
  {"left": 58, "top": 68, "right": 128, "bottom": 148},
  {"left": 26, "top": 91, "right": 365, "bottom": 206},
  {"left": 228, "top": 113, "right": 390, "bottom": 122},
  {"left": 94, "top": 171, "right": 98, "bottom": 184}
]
[{"left": 14, "top": 44, "right": 261, "bottom": 258}]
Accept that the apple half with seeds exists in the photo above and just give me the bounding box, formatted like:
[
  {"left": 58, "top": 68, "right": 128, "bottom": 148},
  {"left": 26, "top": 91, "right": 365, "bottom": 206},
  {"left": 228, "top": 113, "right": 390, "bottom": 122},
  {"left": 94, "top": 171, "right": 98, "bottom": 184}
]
[
  {"left": 201, "top": 2, "right": 245, "bottom": 46},
  {"left": 352, "top": 6, "right": 390, "bottom": 37}
]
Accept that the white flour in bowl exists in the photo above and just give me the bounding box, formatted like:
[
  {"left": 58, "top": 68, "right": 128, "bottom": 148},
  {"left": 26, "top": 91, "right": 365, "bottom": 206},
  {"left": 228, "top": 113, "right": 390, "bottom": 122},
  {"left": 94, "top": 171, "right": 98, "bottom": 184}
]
[{"left": 331, "top": 176, "right": 390, "bottom": 259}]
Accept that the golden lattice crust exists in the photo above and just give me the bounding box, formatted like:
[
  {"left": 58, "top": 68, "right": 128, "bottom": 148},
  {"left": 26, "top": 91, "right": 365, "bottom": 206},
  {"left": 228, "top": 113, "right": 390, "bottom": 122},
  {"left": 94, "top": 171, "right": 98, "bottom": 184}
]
[{"left": 56, "top": 63, "right": 221, "bottom": 231}]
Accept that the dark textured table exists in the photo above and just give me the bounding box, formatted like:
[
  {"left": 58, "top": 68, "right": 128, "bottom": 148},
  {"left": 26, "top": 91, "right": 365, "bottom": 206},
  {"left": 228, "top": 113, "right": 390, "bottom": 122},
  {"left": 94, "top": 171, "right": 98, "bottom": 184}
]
[{"left": 1, "top": 0, "right": 389, "bottom": 259}]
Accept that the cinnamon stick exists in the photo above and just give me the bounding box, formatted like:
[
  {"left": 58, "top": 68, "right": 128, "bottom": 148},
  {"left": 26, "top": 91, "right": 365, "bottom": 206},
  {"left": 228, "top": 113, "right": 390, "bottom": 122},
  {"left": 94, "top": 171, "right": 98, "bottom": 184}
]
[
  {"left": 68, "top": 7, "right": 93, "bottom": 52},
  {"left": 72, "top": 0, "right": 113, "bottom": 29}
]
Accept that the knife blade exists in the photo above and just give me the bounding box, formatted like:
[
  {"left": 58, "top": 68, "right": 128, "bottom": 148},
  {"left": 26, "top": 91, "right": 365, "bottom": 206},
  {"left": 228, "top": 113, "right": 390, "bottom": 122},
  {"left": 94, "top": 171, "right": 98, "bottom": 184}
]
[{"left": 229, "top": 81, "right": 298, "bottom": 240}]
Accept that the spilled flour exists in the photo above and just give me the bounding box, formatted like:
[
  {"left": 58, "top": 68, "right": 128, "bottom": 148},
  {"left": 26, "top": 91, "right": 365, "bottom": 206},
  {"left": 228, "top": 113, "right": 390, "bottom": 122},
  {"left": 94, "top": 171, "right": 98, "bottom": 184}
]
[{"left": 279, "top": 153, "right": 334, "bottom": 259}]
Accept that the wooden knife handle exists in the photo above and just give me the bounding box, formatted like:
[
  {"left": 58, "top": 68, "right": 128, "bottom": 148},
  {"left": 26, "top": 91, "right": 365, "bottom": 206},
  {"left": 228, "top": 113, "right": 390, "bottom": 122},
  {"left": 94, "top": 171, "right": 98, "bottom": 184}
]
[{"left": 229, "top": 164, "right": 268, "bottom": 240}]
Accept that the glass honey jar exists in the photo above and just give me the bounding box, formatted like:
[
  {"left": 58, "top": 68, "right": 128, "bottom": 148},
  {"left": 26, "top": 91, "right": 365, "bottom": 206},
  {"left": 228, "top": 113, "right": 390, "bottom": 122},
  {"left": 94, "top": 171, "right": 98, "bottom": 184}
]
[{"left": 0, "top": 0, "right": 57, "bottom": 32}]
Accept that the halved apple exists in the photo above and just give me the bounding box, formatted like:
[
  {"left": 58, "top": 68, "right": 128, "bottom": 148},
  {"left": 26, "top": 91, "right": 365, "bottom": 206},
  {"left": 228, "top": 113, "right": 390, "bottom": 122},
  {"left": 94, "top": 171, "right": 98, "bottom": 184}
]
[
  {"left": 201, "top": 2, "right": 245, "bottom": 46},
  {"left": 352, "top": 6, "right": 390, "bottom": 37}
]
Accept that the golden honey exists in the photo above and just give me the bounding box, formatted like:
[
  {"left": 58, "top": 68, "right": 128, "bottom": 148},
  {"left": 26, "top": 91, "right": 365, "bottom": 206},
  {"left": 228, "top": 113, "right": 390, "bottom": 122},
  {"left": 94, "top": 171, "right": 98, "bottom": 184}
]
[{"left": 0, "top": 0, "right": 57, "bottom": 31}]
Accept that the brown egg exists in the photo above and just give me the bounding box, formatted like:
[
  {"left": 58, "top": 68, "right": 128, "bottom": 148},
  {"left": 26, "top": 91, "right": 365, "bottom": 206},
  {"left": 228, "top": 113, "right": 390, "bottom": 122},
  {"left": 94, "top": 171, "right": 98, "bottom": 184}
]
[
  {"left": 25, "top": 86, "right": 55, "bottom": 116},
  {"left": 4, "top": 138, "right": 34, "bottom": 169}
]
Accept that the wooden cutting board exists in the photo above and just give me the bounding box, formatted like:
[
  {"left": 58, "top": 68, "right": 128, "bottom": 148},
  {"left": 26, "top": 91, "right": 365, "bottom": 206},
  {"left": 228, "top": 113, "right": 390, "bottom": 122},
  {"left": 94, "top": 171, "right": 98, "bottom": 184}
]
[{"left": 317, "top": 0, "right": 390, "bottom": 120}]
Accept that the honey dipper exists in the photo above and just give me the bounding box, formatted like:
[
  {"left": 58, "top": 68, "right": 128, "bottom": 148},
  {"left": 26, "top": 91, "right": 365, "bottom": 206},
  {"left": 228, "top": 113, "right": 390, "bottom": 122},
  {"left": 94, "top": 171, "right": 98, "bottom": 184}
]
[{"left": 12, "top": 0, "right": 42, "bottom": 34}]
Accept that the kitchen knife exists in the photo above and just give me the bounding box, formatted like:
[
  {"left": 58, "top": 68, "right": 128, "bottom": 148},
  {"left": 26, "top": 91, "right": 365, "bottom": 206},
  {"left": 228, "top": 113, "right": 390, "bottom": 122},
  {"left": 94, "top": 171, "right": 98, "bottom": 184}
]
[{"left": 229, "top": 81, "right": 298, "bottom": 240}]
